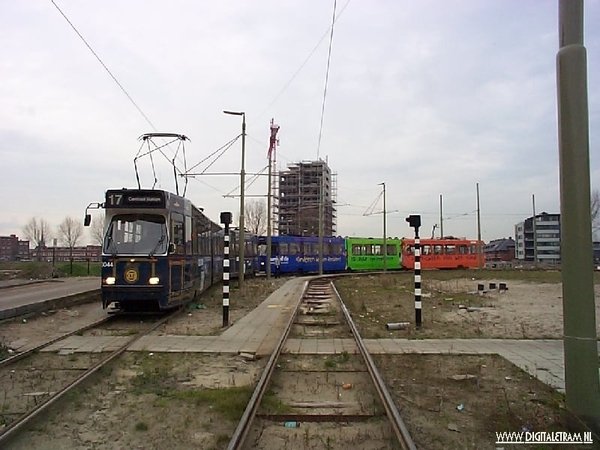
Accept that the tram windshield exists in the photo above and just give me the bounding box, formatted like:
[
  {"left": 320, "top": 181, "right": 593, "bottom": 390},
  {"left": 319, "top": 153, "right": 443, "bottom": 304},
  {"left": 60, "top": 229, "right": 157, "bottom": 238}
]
[{"left": 104, "top": 214, "right": 168, "bottom": 256}]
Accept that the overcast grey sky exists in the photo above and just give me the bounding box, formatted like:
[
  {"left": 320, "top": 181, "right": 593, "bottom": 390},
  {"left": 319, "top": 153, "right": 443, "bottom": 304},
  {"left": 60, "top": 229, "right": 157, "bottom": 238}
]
[{"left": 1, "top": 0, "right": 599, "bottom": 244}]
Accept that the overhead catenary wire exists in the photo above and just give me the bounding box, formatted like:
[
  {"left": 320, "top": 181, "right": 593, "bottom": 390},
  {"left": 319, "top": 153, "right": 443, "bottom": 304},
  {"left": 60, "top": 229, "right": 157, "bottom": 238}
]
[
  {"left": 223, "top": 165, "right": 269, "bottom": 198},
  {"left": 253, "top": 0, "right": 351, "bottom": 124},
  {"left": 50, "top": 0, "right": 157, "bottom": 132},
  {"left": 186, "top": 135, "right": 241, "bottom": 174},
  {"left": 316, "top": 0, "right": 338, "bottom": 160},
  {"left": 50, "top": 0, "right": 191, "bottom": 189}
]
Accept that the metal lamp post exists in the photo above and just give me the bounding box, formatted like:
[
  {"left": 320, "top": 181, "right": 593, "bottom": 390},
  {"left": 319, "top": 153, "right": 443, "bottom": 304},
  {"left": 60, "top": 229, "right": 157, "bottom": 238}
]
[{"left": 224, "top": 110, "right": 246, "bottom": 290}]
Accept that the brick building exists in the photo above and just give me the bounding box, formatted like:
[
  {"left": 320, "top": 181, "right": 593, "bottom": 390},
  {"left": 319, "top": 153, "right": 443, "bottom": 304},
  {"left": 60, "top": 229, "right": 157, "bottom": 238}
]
[
  {"left": 32, "top": 245, "right": 102, "bottom": 262},
  {"left": 484, "top": 237, "right": 516, "bottom": 262},
  {"left": 0, "top": 235, "right": 30, "bottom": 261}
]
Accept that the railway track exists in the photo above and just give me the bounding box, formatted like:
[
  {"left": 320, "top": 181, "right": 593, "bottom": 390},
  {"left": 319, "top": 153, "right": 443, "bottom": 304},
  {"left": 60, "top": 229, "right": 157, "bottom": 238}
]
[
  {"left": 227, "top": 278, "right": 417, "bottom": 450},
  {"left": 0, "top": 308, "right": 181, "bottom": 446}
]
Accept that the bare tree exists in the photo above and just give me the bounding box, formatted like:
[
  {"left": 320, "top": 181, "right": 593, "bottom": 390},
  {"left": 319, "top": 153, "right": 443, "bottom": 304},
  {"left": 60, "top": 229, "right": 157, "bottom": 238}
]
[
  {"left": 245, "top": 199, "right": 267, "bottom": 235},
  {"left": 89, "top": 213, "right": 106, "bottom": 246},
  {"left": 22, "top": 217, "right": 52, "bottom": 249},
  {"left": 58, "top": 217, "right": 84, "bottom": 273},
  {"left": 592, "top": 189, "right": 600, "bottom": 235}
]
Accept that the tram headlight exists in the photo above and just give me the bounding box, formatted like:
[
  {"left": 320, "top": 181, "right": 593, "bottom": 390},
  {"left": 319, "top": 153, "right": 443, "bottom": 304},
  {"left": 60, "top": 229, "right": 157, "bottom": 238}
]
[
  {"left": 149, "top": 276, "right": 160, "bottom": 285},
  {"left": 105, "top": 277, "right": 116, "bottom": 285}
]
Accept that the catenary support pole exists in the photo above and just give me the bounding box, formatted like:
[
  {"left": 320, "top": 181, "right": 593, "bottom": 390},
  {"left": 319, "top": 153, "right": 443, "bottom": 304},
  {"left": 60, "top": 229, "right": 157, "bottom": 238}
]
[
  {"left": 557, "top": 0, "right": 600, "bottom": 432},
  {"left": 476, "top": 183, "right": 482, "bottom": 269},
  {"left": 439, "top": 194, "right": 443, "bottom": 238},
  {"left": 220, "top": 212, "right": 232, "bottom": 327}
]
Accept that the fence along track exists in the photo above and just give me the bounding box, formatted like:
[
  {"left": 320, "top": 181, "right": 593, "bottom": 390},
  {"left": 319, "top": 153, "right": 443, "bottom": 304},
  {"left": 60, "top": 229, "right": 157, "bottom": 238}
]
[
  {"left": 227, "top": 277, "right": 417, "bottom": 450},
  {"left": 0, "top": 308, "right": 180, "bottom": 446}
]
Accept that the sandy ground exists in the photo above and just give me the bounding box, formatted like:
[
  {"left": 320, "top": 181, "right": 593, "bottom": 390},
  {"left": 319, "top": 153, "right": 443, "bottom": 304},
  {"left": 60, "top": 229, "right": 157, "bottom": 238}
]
[{"left": 431, "top": 278, "right": 600, "bottom": 339}]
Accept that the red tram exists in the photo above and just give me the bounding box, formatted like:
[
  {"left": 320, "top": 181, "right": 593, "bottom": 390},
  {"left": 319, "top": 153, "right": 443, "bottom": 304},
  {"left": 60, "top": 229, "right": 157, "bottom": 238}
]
[{"left": 401, "top": 238, "right": 484, "bottom": 269}]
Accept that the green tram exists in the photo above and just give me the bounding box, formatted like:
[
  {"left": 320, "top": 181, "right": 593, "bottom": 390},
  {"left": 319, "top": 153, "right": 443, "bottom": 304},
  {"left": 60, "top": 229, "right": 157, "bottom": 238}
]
[{"left": 345, "top": 237, "right": 402, "bottom": 271}]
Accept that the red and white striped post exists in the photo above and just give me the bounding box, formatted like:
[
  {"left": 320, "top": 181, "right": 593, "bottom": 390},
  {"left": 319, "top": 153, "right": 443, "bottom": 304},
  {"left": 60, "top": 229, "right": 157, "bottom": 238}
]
[
  {"left": 406, "top": 215, "right": 422, "bottom": 328},
  {"left": 220, "top": 212, "right": 232, "bottom": 327}
]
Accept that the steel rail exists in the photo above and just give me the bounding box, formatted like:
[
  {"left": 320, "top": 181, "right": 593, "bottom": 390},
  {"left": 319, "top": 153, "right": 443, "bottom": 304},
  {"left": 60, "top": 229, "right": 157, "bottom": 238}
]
[
  {"left": 0, "top": 308, "right": 180, "bottom": 446},
  {"left": 0, "top": 316, "right": 113, "bottom": 368},
  {"left": 226, "top": 280, "right": 309, "bottom": 450},
  {"left": 332, "top": 281, "right": 417, "bottom": 450}
]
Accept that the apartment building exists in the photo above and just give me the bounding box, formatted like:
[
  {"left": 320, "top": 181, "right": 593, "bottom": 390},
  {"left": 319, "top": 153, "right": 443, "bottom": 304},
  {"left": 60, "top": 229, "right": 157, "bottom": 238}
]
[{"left": 515, "top": 212, "right": 561, "bottom": 264}]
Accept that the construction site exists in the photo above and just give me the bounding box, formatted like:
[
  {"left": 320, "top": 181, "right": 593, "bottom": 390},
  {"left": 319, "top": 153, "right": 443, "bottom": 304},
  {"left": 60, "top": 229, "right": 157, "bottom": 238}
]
[{"left": 275, "top": 160, "right": 337, "bottom": 237}]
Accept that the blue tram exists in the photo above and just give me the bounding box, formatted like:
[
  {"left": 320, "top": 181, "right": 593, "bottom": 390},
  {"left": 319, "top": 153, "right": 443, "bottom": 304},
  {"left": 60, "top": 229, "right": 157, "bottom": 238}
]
[
  {"left": 85, "top": 188, "right": 223, "bottom": 311},
  {"left": 228, "top": 228, "right": 260, "bottom": 279},
  {"left": 258, "top": 235, "right": 346, "bottom": 274}
]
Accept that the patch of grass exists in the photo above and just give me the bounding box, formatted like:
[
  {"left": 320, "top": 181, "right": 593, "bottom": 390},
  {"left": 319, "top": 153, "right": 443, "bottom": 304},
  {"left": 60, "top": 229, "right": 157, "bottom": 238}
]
[
  {"left": 153, "top": 397, "right": 170, "bottom": 408},
  {"left": 0, "top": 261, "right": 102, "bottom": 278},
  {"left": 122, "top": 329, "right": 139, "bottom": 336},
  {"left": 360, "top": 300, "right": 367, "bottom": 312},
  {"left": 0, "top": 342, "right": 9, "bottom": 361},
  {"left": 130, "top": 353, "right": 174, "bottom": 395},
  {"left": 135, "top": 422, "right": 148, "bottom": 431},
  {"left": 216, "top": 434, "right": 230, "bottom": 445},
  {"left": 324, "top": 359, "right": 336, "bottom": 369},
  {"left": 338, "top": 351, "right": 350, "bottom": 364},
  {"left": 261, "top": 391, "right": 294, "bottom": 414},
  {"left": 172, "top": 386, "right": 253, "bottom": 421},
  {"left": 65, "top": 390, "right": 82, "bottom": 407}
]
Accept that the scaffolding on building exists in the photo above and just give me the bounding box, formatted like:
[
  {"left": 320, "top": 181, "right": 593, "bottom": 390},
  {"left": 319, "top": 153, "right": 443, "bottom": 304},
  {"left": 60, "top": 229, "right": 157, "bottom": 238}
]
[{"left": 277, "top": 160, "right": 337, "bottom": 236}]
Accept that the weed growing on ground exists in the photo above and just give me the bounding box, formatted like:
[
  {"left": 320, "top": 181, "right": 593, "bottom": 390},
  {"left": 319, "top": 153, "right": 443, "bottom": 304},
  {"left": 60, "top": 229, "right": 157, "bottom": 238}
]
[
  {"left": 135, "top": 422, "right": 148, "bottom": 431},
  {"left": 261, "top": 391, "right": 293, "bottom": 414},
  {"left": 171, "top": 386, "right": 253, "bottom": 421},
  {"left": 0, "top": 342, "right": 9, "bottom": 361}
]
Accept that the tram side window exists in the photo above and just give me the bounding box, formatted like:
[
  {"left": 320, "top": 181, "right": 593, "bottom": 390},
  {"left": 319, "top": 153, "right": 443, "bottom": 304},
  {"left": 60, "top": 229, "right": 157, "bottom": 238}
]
[
  {"left": 433, "top": 245, "right": 443, "bottom": 255},
  {"left": 387, "top": 244, "right": 396, "bottom": 256},
  {"left": 332, "top": 243, "right": 343, "bottom": 255},
  {"left": 458, "top": 245, "right": 468, "bottom": 255},
  {"left": 373, "top": 245, "right": 381, "bottom": 255},
  {"left": 171, "top": 213, "right": 185, "bottom": 255},
  {"left": 289, "top": 242, "right": 300, "bottom": 255},
  {"left": 352, "top": 244, "right": 362, "bottom": 255},
  {"left": 279, "top": 243, "right": 289, "bottom": 255},
  {"left": 469, "top": 245, "right": 477, "bottom": 254},
  {"left": 406, "top": 245, "right": 414, "bottom": 255},
  {"left": 215, "top": 235, "right": 223, "bottom": 255},
  {"left": 199, "top": 232, "right": 209, "bottom": 254},
  {"left": 445, "top": 245, "right": 456, "bottom": 255},
  {"left": 323, "top": 242, "right": 332, "bottom": 255},
  {"left": 303, "top": 242, "right": 311, "bottom": 255},
  {"left": 231, "top": 234, "right": 239, "bottom": 255},
  {"left": 364, "top": 245, "right": 373, "bottom": 255},
  {"left": 186, "top": 216, "right": 193, "bottom": 254},
  {"left": 421, "top": 245, "right": 431, "bottom": 255}
]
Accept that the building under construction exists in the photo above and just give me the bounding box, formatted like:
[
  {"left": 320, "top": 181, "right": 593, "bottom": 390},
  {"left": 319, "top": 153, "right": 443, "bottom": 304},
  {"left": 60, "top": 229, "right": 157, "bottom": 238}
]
[{"left": 277, "top": 160, "right": 337, "bottom": 236}]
